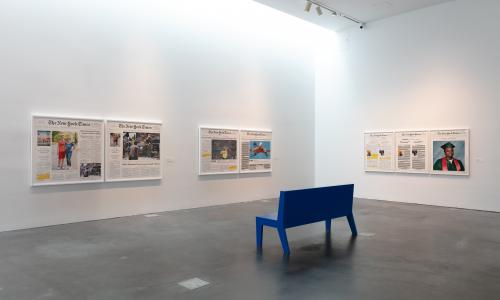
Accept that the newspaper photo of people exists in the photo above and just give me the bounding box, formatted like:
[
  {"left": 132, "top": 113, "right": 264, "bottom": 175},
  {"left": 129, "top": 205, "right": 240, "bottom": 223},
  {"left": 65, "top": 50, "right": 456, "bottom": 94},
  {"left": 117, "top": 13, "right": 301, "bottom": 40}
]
[
  {"left": 80, "top": 163, "right": 101, "bottom": 178},
  {"left": 51, "top": 131, "right": 78, "bottom": 170},
  {"left": 122, "top": 132, "right": 160, "bottom": 161},
  {"left": 249, "top": 141, "right": 271, "bottom": 159},
  {"left": 432, "top": 141, "right": 466, "bottom": 172},
  {"left": 110, "top": 133, "right": 120, "bottom": 147},
  {"left": 211, "top": 139, "right": 237, "bottom": 160},
  {"left": 37, "top": 131, "right": 51, "bottom": 146}
]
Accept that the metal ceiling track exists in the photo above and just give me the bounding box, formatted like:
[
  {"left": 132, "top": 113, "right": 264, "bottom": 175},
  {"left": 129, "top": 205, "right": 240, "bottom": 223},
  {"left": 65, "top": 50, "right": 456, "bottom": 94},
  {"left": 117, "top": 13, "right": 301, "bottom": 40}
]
[{"left": 306, "top": 0, "right": 365, "bottom": 27}]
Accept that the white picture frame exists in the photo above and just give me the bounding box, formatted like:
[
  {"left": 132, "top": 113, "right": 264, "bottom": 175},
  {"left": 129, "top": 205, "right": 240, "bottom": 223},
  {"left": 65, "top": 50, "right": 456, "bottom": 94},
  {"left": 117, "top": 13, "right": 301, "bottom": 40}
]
[
  {"left": 239, "top": 129, "right": 272, "bottom": 174},
  {"left": 199, "top": 126, "right": 240, "bottom": 175},
  {"left": 31, "top": 115, "right": 105, "bottom": 186},
  {"left": 104, "top": 119, "right": 163, "bottom": 182},
  {"left": 394, "top": 130, "right": 430, "bottom": 174},
  {"left": 364, "top": 131, "right": 396, "bottom": 173},
  {"left": 429, "top": 128, "right": 470, "bottom": 176}
]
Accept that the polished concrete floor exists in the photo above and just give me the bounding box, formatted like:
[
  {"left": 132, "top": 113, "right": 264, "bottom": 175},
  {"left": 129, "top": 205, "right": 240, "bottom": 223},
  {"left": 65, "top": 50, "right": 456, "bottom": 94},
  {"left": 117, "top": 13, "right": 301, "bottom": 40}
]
[{"left": 0, "top": 198, "right": 499, "bottom": 300}]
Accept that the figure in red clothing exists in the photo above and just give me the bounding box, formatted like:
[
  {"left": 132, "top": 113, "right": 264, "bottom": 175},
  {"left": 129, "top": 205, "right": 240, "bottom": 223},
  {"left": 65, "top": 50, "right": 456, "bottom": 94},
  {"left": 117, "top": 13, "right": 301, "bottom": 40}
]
[
  {"left": 251, "top": 142, "right": 269, "bottom": 158},
  {"left": 433, "top": 142, "right": 465, "bottom": 172},
  {"left": 57, "top": 138, "right": 66, "bottom": 169}
]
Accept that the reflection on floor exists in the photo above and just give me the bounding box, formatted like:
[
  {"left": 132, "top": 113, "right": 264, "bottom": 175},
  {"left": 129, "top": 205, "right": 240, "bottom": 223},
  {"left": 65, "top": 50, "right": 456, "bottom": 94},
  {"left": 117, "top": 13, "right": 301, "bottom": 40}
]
[{"left": 0, "top": 198, "right": 499, "bottom": 300}]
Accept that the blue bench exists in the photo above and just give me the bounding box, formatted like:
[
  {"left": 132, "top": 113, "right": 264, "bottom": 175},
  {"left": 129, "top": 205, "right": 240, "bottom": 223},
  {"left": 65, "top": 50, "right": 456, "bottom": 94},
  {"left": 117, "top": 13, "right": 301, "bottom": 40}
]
[{"left": 256, "top": 184, "right": 357, "bottom": 255}]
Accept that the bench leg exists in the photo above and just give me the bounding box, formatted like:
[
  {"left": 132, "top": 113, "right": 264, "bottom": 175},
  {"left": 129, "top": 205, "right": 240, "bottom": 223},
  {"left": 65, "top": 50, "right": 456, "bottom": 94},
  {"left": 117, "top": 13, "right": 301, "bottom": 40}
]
[
  {"left": 256, "top": 221, "right": 263, "bottom": 248},
  {"left": 277, "top": 227, "right": 290, "bottom": 255},
  {"left": 347, "top": 214, "right": 358, "bottom": 236},
  {"left": 325, "top": 219, "right": 331, "bottom": 233}
]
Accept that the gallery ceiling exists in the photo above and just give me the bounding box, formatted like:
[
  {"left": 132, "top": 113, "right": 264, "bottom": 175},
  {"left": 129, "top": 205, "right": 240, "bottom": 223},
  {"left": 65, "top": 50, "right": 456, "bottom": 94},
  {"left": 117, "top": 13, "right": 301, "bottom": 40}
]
[{"left": 253, "top": 0, "right": 454, "bottom": 31}]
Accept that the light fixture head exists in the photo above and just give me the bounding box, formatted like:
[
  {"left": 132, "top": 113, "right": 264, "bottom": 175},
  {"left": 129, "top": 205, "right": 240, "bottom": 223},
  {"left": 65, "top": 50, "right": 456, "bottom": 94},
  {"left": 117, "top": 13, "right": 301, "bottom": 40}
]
[
  {"left": 304, "top": 1, "right": 312, "bottom": 12},
  {"left": 316, "top": 6, "right": 323, "bottom": 15}
]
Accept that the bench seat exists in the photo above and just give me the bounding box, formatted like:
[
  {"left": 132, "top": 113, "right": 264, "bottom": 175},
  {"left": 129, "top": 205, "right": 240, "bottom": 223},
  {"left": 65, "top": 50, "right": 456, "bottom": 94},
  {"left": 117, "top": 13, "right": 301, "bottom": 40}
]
[{"left": 256, "top": 184, "right": 357, "bottom": 255}]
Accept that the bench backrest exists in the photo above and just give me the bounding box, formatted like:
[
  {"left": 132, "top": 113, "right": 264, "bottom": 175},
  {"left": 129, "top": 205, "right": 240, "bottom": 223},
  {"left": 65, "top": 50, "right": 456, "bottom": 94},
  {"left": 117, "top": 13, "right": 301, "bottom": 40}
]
[{"left": 277, "top": 184, "right": 354, "bottom": 228}]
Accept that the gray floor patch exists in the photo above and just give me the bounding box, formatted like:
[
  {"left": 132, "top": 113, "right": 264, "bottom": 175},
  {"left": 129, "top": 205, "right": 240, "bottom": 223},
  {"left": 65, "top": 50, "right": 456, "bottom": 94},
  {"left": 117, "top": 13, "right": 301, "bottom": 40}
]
[
  {"left": 178, "top": 278, "right": 210, "bottom": 290},
  {"left": 144, "top": 214, "right": 160, "bottom": 218},
  {"left": 358, "top": 232, "right": 376, "bottom": 237}
]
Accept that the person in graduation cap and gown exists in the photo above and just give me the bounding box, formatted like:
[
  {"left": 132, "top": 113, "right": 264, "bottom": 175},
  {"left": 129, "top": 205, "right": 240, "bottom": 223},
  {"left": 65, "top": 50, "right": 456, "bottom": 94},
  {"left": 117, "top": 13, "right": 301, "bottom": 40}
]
[{"left": 433, "top": 142, "right": 465, "bottom": 171}]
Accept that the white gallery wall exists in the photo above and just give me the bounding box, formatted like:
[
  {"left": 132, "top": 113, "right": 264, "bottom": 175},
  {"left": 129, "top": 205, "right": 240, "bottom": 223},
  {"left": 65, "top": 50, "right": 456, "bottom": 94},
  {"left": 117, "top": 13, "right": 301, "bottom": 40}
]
[
  {"left": 316, "top": 0, "right": 500, "bottom": 212},
  {"left": 0, "top": 0, "right": 337, "bottom": 231}
]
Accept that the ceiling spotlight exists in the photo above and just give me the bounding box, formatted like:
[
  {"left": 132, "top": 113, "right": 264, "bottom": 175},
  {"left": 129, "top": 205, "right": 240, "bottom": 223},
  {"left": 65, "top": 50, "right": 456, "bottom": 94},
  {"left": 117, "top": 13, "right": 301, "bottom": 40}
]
[
  {"left": 304, "top": 1, "right": 312, "bottom": 12},
  {"left": 316, "top": 6, "right": 323, "bottom": 15}
]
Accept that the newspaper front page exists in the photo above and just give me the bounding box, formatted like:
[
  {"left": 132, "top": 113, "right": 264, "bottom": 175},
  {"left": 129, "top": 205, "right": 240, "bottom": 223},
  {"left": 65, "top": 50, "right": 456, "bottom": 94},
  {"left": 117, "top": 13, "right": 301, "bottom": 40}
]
[
  {"left": 430, "top": 129, "right": 469, "bottom": 176},
  {"left": 105, "top": 120, "right": 162, "bottom": 181},
  {"left": 239, "top": 130, "right": 272, "bottom": 173},
  {"left": 199, "top": 127, "right": 239, "bottom": 175},
  {"left": 364, "top": 131, "right": 395, "bottom": 172},
  {"left": 395, "top": 131, "right": 429, "bottom": 173},
  {"left": 31, "top": 116, "right": 104, "bottom": 185}
]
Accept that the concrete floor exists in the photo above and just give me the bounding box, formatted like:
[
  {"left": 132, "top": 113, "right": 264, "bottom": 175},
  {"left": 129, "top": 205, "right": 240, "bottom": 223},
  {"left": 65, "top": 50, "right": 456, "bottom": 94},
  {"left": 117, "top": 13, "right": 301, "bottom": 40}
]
[{"left": 0, "top": 198, "right": 499, "bottom": 300}]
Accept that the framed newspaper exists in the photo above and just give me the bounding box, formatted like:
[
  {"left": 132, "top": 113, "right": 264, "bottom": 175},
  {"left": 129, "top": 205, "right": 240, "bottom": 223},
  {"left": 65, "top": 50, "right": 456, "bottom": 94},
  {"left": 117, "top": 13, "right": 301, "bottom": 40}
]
[
  {"left": 364, "top": 131, "right": 395, "bottom": 172},
  {"left": 429, "top": 129, "right": 469, "bottom": 176},
  {"left": 394, "top": 130, "right": 429, "bottom": 173},
  {"left": 199, "top": 127, "right": 239, "bottom": 175},
  {"left": 239, "top": 129, "right": 272, "bottom": 173},
  {"left": 31, "top": 115, "right": 105, "bottom": 186},
  {"left": 105, "top": 120, "right": 163, "bottom": 182}
]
